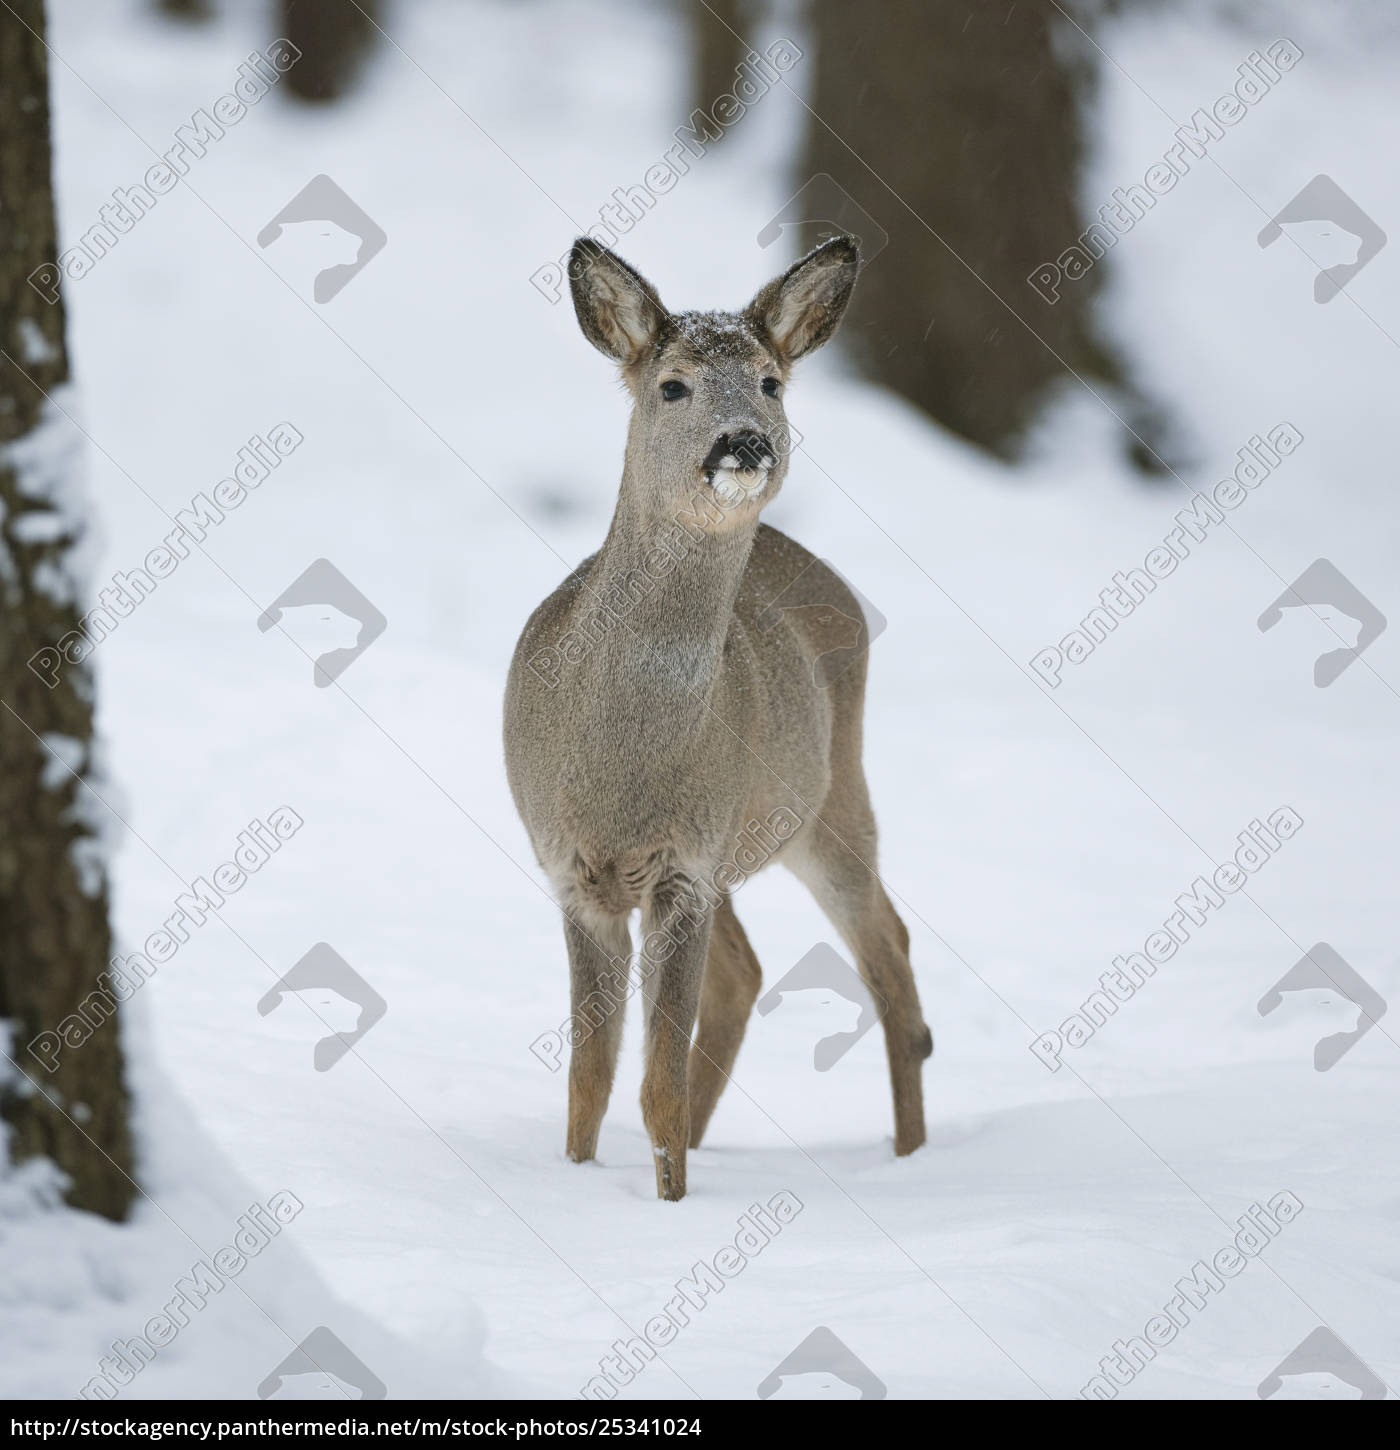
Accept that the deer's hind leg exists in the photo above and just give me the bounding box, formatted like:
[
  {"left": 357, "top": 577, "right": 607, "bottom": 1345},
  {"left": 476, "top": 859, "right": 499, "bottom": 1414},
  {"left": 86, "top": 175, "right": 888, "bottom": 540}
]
[
  {"left": 787, "top": 797, "right": 932, "bottom": 1157},
  {"left": 563, "top": 910, "right": 632, "bottom": 1165},
  {"left": 687, "top": 895, "right": 763, "bottom": 1149}
]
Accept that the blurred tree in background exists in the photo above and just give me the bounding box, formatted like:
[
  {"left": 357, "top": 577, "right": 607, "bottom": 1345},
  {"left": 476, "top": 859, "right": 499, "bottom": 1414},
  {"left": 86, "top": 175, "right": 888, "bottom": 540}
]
[
  {"left": 282, "top": 0, "right": 381, "bottom": 104},
  {"left": 801, "top": 0, "right": 1168, "bottom": 470},
  {"left": 0, "top": 0, "right": 135, "bottom": 1220},
  {"left": 155, "top": 0, "right": 213, "bottom": 21},
  {"left": 690, "top": 0, "right": 747, "bottom": 137}
]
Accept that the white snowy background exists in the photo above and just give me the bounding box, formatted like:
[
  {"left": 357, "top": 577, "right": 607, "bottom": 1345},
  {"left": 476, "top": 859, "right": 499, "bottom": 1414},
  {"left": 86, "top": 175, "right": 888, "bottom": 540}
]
[{"left": 4, "top": 0, "right": 1398, "bottom": 1401}]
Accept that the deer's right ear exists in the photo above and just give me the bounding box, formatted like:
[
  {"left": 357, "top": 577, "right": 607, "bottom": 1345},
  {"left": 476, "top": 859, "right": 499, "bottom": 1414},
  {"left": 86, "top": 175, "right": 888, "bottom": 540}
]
[{"left": 568, "top": 238, "right": 668, "bottom": 366}]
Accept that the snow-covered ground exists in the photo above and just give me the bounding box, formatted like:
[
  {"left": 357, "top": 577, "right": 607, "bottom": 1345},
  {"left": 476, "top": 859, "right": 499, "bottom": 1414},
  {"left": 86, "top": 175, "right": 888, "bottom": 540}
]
[{"left": 7, "top": 0, "right": 1398, "bottom": 1400}]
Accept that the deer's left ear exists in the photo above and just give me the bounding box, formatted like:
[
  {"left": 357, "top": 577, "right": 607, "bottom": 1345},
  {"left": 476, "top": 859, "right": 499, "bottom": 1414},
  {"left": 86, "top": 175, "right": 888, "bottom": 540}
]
[
  {"left": 569, "top": 237, "right": 669, "bottom": 366},
  {"left": 746, "top": 235, "right": 859, "bottom": 364}
]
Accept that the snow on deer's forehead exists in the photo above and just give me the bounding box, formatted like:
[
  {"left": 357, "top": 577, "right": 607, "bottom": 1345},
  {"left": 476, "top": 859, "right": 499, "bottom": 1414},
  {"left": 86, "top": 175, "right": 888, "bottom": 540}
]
[{"left": 663, "top": 310, "right": 769, "bottom": 365}]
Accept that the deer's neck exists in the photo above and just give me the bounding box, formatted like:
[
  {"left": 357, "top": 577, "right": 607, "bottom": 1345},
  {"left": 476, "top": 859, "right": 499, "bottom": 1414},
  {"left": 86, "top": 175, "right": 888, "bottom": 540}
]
[{"left": 587, "top": 485, "right": 756, "bottom": 708}]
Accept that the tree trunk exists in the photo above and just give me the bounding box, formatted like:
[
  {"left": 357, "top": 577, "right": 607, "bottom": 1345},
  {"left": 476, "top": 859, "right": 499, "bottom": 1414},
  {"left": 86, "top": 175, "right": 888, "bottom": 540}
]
[
  {"left": 690, "top": 0, "right": 748, "bottom": 138},
  {"left": 0, "top": 0, "right": 135, "bottom": 1221},
  {"left": 281, "top": 0, "right": 379, "bottom": 104},
  {"left": 155, "top": 0, "right": 214, "bottom": 21},
  {"left": 801, "top": 0, "right": 1165, "bottom": 469}
]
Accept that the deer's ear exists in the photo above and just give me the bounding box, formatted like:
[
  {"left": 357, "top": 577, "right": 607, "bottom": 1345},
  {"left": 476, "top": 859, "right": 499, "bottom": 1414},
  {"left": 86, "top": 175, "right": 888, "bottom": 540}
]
[
  {"left": 747, "top": 235, "right": 859, "bottom": 364},
  {"left": 569, "top": 238, "right": 668, "bottom": 365}
]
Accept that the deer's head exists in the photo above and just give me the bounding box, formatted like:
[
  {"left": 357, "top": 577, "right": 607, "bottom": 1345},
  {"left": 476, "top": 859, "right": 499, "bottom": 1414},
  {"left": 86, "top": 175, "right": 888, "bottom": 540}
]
[{"left": 569, "top": 235, "right": 859, "bottom": 531}]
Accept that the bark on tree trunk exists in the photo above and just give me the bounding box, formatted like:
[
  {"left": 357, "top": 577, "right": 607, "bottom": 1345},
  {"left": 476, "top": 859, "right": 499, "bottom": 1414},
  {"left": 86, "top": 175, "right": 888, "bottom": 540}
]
[
  {"left": 0, "top": 0, "right": 135, "bottom": 1221},
  {"left": 281, "top": 0, "right": 379, "bottom": 104},
  {"left": 801, "top": 0, "right": 1163, "bottom": 468}
]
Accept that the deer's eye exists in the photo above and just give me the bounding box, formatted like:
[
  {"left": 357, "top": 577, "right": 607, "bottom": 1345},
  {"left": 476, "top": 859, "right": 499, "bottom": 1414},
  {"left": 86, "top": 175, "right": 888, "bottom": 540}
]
[
  {"left": 660, "top": 380, "right": 690, "bottom": 401},
  {"left": 761, "top": 377, "right": 781, "bottom": 397}
]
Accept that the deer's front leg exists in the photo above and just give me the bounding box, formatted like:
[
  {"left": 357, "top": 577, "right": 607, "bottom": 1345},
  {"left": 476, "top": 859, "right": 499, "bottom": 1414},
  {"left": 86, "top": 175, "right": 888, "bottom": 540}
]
[
  {"left": 638, "top": 880, "right": 711, "bottom": 1201},
  {"left": 563, "top": 910, "right": 632, "bottom": 1165}
]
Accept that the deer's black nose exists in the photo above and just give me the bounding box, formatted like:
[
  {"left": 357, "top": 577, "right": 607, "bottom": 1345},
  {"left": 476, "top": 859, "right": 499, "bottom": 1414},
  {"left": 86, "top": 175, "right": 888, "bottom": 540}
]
[{"left": 725, "top": 431, "right": 774, "bottom": 469}]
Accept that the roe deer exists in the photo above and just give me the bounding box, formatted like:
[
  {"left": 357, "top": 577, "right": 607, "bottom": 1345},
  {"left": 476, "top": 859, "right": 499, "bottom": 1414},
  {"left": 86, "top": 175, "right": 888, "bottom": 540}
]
[{"left": 504, "top": 235, "right": 932, "bottom": 1200}]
